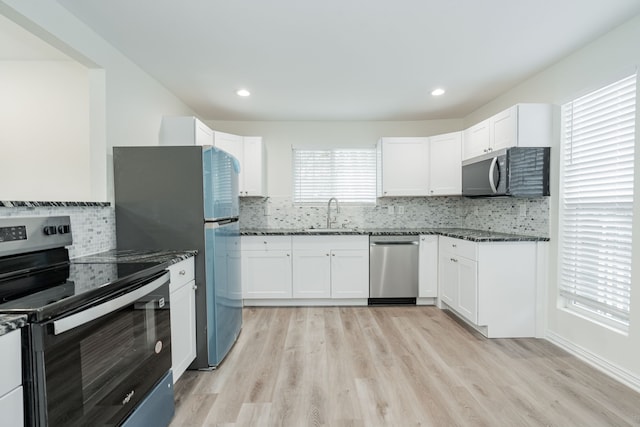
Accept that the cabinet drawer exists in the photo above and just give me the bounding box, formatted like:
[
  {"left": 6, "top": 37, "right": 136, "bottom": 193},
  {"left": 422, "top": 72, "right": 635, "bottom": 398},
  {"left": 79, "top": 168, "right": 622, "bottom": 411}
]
[
  {"left": 439, "top": 236, "right": 477, "bottom": 260},
  {"left": 168, "top": 258, "right": 195, "bottom": 293},
  {"left": 242, "top": 235, "right": 292, "bottom": 251},
  {"left": 0, "top": 330, "right": 21, "bottom": 396}
]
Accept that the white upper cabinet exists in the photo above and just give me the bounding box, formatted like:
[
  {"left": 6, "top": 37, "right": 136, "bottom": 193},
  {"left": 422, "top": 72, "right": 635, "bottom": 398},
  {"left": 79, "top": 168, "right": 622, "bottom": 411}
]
[
  {"left": 463, "top": 119, "right": 491, "bottom": 160},
  {"left": 428, "top": 131, "right": 462, "bottom": 196},
  {"left": 160, "top": 116, "right": 213, "bottom": 146},
  {"left": 213, "top": 132, "right": 267, "bottom": 197},
  {"left": 378, "top": 133, "right": 461, "bottom": 197},
  {"left": 377, "top": 137, "right": 430, "bottom": 197},
  {"left": 241, "top": 137, "right": 267, "bottom": 197},
  {"left": 462, "top": 104, "right": 554, "bottom": 161}
]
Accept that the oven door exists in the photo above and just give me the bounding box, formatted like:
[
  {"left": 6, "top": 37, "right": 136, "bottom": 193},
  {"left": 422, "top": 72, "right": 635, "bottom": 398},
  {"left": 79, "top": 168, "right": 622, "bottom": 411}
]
[{"left": 26, "top": 271, "right": 172, "bottom": 427}]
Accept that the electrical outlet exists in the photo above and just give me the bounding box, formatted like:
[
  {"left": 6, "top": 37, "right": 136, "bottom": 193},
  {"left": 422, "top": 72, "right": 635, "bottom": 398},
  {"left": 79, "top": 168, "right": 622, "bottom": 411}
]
[
  {"left": 519, "top": 202, "right": 527, "bottom": 218},
  {"left": 397, "top": 205, "right": 405, "bottom": 215},
  {"left": 387, "top": 205, "right": 395, "bottom": 215}
]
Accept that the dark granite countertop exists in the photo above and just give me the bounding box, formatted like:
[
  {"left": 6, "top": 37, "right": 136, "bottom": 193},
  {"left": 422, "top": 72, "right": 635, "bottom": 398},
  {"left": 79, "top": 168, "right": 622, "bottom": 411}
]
[
  {"left": 241, "top": 228, "right": 548, "bottom": 242},
  {"left": 71, "top": 249, "right": 197, "bottom": 265},
  {"left": 0, "top": 314, "right": 27, "bottom": 336}
]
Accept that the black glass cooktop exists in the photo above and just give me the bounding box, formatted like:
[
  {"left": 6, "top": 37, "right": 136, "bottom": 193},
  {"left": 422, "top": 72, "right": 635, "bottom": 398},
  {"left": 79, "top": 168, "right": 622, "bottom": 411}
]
[{"left": 0, "top": 260, "right": 166, "bottom": 322}]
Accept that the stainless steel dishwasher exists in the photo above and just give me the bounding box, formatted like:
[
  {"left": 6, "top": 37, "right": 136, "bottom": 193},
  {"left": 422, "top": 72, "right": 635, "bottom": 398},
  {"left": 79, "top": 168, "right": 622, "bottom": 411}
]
[{"left": 369, "top": 235, "right": 419, "bottom": 304}]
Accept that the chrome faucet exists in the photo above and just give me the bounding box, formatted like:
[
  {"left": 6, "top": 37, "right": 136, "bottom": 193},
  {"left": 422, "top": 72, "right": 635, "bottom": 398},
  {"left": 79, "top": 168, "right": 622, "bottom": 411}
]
[{"left": 327, "top": 197, "right": 339, "bottom": 229}]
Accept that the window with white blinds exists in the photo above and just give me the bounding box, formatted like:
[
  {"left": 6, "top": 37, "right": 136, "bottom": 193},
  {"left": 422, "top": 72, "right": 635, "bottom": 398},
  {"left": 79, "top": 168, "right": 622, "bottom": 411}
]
[
  {"left": 559, "top": 73, "right": 637, "bottom": 331},
  {"left": 292, "top": 148, "right": 376, "bottom": 204}
]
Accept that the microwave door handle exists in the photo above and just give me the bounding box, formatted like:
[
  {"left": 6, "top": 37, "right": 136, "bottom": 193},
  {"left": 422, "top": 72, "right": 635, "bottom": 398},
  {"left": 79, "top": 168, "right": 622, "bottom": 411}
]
[
  {"left": 52, "top": 272, "right": 169, "bottom": 335},
  {"left": 488, "top": 157, "right": 499, "bottom": 193}
]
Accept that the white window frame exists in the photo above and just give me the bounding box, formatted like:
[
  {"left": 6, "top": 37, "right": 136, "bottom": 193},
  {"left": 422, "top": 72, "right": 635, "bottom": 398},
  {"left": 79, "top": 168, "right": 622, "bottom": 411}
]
[
  {"left": 292, "top": 147, "right": 377, "bottom": 205},
  {"left": 558, "top": 72, "right": 637, "bottom": 333}
]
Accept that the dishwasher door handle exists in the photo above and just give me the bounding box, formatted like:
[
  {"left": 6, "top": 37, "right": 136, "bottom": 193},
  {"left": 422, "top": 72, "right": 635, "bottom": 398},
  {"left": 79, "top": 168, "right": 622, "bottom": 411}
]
[{"left": 370, "top": 241, "right": 419, "bottom": 246}]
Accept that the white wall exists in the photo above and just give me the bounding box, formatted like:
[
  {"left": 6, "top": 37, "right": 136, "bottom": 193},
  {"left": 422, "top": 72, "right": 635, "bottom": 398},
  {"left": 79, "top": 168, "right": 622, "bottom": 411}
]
[
  {"left": 0, "top": 60, "right": 90, "bottom": 200},
  {"left": 0, "top": 0, "right": 196, "bottom": 201},
  {"left": 463, "top": 14, "right": 640, "bottom": 385},
  {"left": 208, "top": 119, "right": 463, "bottom": 197}
]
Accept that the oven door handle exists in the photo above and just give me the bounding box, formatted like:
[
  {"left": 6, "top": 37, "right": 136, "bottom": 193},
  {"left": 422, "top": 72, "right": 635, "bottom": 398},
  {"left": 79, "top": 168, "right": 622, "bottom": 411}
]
[{"left": 53, "top": 272, "right": 170, "bottom": 335}]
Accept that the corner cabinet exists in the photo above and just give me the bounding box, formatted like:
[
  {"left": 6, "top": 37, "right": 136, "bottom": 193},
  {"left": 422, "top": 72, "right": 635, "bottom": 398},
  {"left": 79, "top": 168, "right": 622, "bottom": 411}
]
[
  {"left": 428, "top": 132, "right": 462, "bottom": 196},
  {"left": 377, "top": 132, "right": 462, "bottom": 197},
  {"left": 377, "top": 137, "right": 430, "bottom": 196},
  {"left": 241, "top": 236, "right": 292, "bottom": 299},
  {"left": 159, "top": 116, "right": 214, "bottom": 146},
  {"left": 168, "top": 258, "right": 197, "bottom": 384},
  {"left": 463, "top": 104, "right": 554, "bottom": 161},
  {"left": 292, "top": 235, "right": 369, "bottom": 300},
  {"left": 0, "top": 329, "right": 23, "bottom": 426},
  {"left": 214, "top": 132, "right": 267, "bottom": 197},
  {"left": 438, "top": 236, "right": 539, "bottom": 338}
]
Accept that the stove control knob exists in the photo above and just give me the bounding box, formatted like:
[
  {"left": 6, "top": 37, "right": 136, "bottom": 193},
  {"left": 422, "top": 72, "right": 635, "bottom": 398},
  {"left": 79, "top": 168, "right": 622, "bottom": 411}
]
[
  {"left": 43, "top": 226, "right": 58, "bottom": 235},
  {"left": 58, "top": 225, "right": 70, "bottom": 234}
]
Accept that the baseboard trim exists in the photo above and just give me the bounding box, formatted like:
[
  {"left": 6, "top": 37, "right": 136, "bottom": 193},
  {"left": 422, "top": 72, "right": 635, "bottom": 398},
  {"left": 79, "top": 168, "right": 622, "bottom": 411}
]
[{"left": 546, "top": 331, "right": 640, "bottom": 393}]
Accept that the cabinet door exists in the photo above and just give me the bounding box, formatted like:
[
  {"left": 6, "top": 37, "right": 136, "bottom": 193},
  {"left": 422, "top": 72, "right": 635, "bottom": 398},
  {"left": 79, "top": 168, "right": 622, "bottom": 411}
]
[
  {"left": 491, "top": 105, "right": 517, "bottom": 151},
  {"left": 418, "top": 235, "right": 438, "bottom": 298},
  {"left": 242, "top": 250, "right": 292, "bottom": 298},
  {"left": 0, "top": 387, "right": 23, "bottom": 427},
  {"left": 170, "top": 280, "right": 197, "bottom": 383},
  {"left": 379, "top": 138, "right": 429, "bottom": 196},
  {"left": 213, "top": 131, "right": 244, "bottom": 192},
  {"left": 429, "top": 132, "right": 462, "bottom": 196},
  {"left": 438, "top": 251, "right": 457, "bottom": 306},
  {"left": 463, "top": 119, "right": 490, "bottom": 160},
  {"left": 292, "top": 250, "right": 331, "bottom": 298},
  {"left": 195, "top": 119, "right": 214, "bottom": 146},
  {"left": 330, "top": 249, "right": 369, "bottom": 298},
  {"left": 457, "top": 257, "right": 478, "bottom": 324},
  {"left": 242, "top": 137, "right": 266, "bottom": 196}
]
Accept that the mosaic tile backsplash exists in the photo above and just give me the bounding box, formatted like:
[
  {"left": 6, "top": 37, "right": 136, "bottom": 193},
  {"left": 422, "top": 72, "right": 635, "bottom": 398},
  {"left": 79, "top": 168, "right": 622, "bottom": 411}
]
[
  {"left": 0, "top": 206, "right": 116, "bottom": 258},
  {"left": 240, "top": 196, "right": 549, "bottom": 238}
]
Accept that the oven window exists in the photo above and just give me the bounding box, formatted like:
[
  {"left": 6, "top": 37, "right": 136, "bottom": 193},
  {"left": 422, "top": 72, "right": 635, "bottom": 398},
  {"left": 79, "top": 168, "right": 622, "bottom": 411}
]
[{"left": 42, "top": 283, "right": 171, "bottom": 426}]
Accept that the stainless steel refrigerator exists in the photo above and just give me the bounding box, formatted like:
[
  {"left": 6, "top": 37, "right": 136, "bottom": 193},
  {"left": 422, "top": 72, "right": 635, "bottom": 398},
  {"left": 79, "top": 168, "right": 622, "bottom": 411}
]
[{"left": 113, "top": 145, "right": 242, "bottom": 369}]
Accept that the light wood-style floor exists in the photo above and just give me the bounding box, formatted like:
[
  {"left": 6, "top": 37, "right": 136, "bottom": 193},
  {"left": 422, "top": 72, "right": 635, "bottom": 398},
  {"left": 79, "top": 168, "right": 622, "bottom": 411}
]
[{"left": 170, "top": 306, "right": 640, "bottom": 426}]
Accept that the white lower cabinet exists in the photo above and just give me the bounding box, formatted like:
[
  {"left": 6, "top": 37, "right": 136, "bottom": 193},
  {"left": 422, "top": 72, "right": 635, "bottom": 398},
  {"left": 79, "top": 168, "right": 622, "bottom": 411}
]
[
  {"left": 418, "top": 235, "right": 438, "bottom": 300},
  {"left": 242, "top": 235, "right": 368, "bottom": 304},
  {"left": 241, "top": 236, "right": 292, "bottom": 299},
  {"left": 292, "top": 236, "right": 369, "bottom": 300},
  {"left": 168, "top": 258, "right": 196, "bottom": 384},
  {"left": 438, "top": 236, "right": 538, "bottom": 338},
  {"left": 0, "top": 329, "right": 23, "bottom": 426}
]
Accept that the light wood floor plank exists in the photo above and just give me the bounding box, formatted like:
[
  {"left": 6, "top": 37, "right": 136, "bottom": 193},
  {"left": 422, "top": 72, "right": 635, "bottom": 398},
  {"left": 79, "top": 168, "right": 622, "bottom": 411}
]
[{"left": 171, "top": 306, "right": 640, "bottom": 427}]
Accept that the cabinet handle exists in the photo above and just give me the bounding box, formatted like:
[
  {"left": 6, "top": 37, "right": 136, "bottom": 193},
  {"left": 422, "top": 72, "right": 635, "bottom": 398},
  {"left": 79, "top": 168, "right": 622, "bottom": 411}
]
[
  {"left": 332, "top": 254, "right": 335, "bottom": 257},
  {"left": 451, "top": 258, "right": 458, "bottom": 263},
  {"left": 326, "top": 254, "right": 330, "bottom": 256},
  {"left": 286, "top": 253, "right": 290, "bottom": 257},
  {"left": 263, "top": 241, "right": 267, "bottom": 244},
  {"left": 193, "top": 284, "right": 198, "bottom": 290},
  {"left": 179, "top": 270, "right": 186, "bottom": 275},
  {"left": 452, "top": 244, "right": 457, "bottom": 248}
]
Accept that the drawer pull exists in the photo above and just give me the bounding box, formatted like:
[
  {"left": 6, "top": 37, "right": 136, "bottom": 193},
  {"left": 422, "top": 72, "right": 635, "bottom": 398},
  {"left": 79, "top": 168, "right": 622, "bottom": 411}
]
[{"left": 452, "top": 244, "right": 457, "bottom": 248}]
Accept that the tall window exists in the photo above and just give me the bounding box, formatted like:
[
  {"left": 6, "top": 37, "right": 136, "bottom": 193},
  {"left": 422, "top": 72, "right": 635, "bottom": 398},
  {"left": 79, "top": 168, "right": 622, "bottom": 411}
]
[
  {"left": 292, "top": 148, "right": 376, "bottom": 204},
  {"left": 559, "top": 73, "right": 637, "bottom": 331}
]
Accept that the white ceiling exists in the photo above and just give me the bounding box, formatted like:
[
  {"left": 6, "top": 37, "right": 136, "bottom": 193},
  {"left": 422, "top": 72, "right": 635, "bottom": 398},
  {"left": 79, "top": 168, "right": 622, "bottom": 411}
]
[{"left": 25, "top": 1, "right": 640, "bottom": 120}]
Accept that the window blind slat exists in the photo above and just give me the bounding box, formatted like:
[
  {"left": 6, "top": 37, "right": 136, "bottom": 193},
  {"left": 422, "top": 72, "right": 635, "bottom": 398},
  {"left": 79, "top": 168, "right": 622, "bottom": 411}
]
[
  {"left": 559, "top": 73, "right": 636, "bottom": 330},
  {"left": 293, "top": 148, "right": 376, "bottom": 203}
]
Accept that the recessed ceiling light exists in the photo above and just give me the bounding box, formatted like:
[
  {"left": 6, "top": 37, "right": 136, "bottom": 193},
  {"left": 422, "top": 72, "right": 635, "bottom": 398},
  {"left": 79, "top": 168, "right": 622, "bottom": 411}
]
[
  {"left": 431, "top": 88, "right": 445, "bottom": 96},
  {"left": 236, "top": 89, "right": 251, "bottom": 97}
]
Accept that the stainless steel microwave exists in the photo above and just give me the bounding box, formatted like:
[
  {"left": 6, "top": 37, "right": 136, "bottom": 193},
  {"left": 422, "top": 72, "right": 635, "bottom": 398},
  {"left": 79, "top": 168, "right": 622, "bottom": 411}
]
[{"left": 462, "top": 147, "right": 550, "bottom": 197}]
